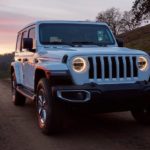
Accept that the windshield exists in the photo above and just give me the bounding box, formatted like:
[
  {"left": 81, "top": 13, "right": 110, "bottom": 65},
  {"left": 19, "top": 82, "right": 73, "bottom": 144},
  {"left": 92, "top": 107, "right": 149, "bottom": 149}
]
[{"left": 39, "top": 23, "right": 115, "bottom": 46}]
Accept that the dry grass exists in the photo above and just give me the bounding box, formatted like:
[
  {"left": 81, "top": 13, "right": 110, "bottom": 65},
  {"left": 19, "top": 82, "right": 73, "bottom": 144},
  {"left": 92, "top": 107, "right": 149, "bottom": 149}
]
[{"left": 119, "top": 24, "right": 150, "bottom": 52}]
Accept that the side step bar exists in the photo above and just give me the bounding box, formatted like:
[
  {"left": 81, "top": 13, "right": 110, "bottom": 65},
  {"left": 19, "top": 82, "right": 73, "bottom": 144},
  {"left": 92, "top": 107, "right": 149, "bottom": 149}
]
[{"left": 16, "top": 86, "right": 35, "bottom": 100}]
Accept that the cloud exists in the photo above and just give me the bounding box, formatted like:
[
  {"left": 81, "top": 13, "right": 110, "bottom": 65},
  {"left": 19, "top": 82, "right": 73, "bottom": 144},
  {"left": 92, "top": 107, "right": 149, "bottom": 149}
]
[
  {"left": 0, "top": 10, "right": 36, "bottom": 34},
  {"left": 0, "top": 0, "right": 134, "bottom": 20},
  {"left": 0, "top": 10, "right": 36, "bottom": 54},
  {"left": 0, "top": 0, "right": 134, "bottom": 54},
  {"left": 0, "top": 10, "right": 36, "bottom": 24}
]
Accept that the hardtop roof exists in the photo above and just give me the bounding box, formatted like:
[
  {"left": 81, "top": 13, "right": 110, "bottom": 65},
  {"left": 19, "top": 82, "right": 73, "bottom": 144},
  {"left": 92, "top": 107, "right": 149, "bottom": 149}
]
[{"left": 18, "top": 20, "right": 108, "bottom": 33}]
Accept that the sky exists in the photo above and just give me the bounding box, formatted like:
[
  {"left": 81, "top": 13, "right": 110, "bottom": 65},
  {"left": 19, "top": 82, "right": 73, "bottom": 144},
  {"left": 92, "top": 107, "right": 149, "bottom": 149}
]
[{"left": 0, "top": 0, "right": 134, "bottom": 54}]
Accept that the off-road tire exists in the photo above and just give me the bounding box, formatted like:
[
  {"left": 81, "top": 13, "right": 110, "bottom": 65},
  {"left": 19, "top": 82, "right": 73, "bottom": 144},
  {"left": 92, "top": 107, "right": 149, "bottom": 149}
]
[{"left": 36, "top": 78, "right": 63, "bottom": 135}]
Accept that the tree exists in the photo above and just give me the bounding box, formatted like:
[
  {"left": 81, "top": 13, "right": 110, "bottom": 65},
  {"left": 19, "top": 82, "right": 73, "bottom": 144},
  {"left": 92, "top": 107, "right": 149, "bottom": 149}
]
[
  {"left": 132, "top": 0, "right": 150, "bottom": 22},
  {"left": 96, "top": 8, "right": 122, "bottom": 35},
  {"left": 96, "top": 8, "right": 138, "bottom": 35},
  {"left": 120, "top": 11, "right": 140, "bottom": 32}
]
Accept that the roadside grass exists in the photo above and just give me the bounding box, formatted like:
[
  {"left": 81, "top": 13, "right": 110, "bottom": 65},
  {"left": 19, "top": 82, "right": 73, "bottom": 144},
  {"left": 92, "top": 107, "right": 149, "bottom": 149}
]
[
  {"left": 0, "top": 53, "right": 14, "bottom": 79},
  {"left": 0, "top": 70, "right": 10, "bottom": 79},
  {"left": 0, "top": 64, "right": 11, "bottom": 79}
]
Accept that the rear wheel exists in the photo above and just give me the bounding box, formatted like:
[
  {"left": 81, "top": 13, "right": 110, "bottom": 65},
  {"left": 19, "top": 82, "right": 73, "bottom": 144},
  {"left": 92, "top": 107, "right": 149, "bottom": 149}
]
[
  {"left": 11, "top": 73, "right": 26, "bottom": 106},
  {"left": 131, "top": 107, "right": 150, "bottom": 124},
  {"left": 36, "top": 78, "right": 63, "bottom": 135}
]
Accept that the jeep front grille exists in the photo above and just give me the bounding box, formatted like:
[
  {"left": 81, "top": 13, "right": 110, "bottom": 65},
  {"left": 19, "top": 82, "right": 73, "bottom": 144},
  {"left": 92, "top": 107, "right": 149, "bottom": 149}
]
[{"left": 88, "top": 56, "right": 138, "bottom": 81}]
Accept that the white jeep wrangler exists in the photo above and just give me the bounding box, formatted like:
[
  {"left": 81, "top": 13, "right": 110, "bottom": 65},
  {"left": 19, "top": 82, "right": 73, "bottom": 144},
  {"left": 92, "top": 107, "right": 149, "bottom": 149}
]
[{"left": 11, "top": 21, "right": 150, "bottom": 134}]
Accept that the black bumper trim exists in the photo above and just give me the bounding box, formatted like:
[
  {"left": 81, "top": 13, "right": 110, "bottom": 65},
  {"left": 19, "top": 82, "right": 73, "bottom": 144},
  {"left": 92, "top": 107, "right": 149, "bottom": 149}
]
[
  {"left": 53, "top": 82, "right": 150, "bottom": 93},
  {"left": 51, "top": 82, "right": 150, "bottom": 112}
]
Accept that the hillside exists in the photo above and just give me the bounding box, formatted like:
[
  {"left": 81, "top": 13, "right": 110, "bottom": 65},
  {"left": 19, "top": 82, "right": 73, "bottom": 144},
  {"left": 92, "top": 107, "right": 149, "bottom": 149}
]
[
  {"left": 0, "top": 53, "right": 14, "bottom": 63},
  {"left": 119, "top": 24, "right": 150, "bottom": 51}
]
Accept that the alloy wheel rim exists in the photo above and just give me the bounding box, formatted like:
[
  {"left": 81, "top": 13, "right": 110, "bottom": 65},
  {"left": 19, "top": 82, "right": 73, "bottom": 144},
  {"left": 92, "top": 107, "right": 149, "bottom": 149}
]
[{"left": 37, "top": 89, "right": 47, "bottom": 126}]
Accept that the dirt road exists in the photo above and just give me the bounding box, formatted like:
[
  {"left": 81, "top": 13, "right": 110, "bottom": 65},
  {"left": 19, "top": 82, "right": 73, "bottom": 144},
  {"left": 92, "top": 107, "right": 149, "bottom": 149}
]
[{"left": 0, "top": 80, "right": 150, "bottom": 150}]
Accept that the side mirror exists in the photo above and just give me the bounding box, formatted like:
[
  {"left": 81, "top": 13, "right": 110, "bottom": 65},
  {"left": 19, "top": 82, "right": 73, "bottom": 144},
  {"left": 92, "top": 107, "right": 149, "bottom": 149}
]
[
  {"left": 116, "top": 39, "right": 124, "bottom": 47},
  {"left": 22, "top": 38, "right": 34, "bottom": 51}
]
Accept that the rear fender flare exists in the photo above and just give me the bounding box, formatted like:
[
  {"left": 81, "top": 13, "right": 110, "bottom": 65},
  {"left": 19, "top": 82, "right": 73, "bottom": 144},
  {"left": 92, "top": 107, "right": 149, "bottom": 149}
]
[{"left": 11, "top": 62, "right": 23, "bottom": 84}]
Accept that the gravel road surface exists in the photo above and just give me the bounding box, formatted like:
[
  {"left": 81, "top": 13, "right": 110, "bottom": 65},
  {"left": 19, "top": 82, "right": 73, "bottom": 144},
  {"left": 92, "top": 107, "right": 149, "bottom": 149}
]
[{"left": 0, "top": 80, "right": 150, "bottom": 150}]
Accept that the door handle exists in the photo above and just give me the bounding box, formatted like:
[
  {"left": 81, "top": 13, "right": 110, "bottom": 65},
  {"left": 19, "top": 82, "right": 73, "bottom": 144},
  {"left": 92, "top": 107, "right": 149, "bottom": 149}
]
[
  {"left": 23, "top": 58, "right": 28, "bottom": 62},
  {"left": 17, "top": 58, "right": 21, "bottom": 61}
]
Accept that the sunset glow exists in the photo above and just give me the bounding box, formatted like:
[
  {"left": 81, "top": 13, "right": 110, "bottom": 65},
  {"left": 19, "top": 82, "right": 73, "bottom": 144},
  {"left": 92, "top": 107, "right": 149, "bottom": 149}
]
[{"left": 0, "top": 0, "right": 134, "bottom": 54}]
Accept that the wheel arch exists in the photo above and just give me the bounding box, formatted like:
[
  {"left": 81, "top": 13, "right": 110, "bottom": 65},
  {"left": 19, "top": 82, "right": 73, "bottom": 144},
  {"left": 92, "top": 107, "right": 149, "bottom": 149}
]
[
  {"left": 34, "top": 67, "right": 73, "bottom": 92},
  {"left": 10, "top": 62, "right": 22, "bottom": 84},
  {"left": 11, "top": 65, "right": 14, "bottom": 75},
  {"left": 34, "top": 67, "right": 50, "bottom": 93}
]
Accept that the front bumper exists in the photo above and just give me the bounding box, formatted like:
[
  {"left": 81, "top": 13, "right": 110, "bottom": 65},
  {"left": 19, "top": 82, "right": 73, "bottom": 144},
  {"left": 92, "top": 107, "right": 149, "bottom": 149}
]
[{"left": 52, "top": 82, "right": 150, "bottom": 111}]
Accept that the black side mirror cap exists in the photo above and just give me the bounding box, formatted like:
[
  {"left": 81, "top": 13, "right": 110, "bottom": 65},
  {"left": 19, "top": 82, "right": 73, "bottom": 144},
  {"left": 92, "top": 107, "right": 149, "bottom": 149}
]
[
  {"left": 22, "top": 38, "right": 33, "bottom": 50},
  {"left": 116, "top": 39, "right": 124, "bottom": 47}
]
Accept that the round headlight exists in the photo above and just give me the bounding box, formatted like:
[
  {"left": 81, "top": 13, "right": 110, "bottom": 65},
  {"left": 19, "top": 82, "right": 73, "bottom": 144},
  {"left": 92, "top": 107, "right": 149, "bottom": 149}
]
[
  {"left": 72, "top": 57, "right": 88, "bottom": 73},
  {"left": 138, "top": 56, "right": 148, "bottom": 71}
]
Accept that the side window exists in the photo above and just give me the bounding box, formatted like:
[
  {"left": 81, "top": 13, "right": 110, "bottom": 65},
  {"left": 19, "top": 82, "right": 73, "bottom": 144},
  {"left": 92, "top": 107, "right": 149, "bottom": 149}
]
[
  {"left": 28, "top": 28, "right": 36, "bottom": 50},
  {"left": 16, "top": 34, "right": 22, "bottom": 52},
  {"left": 21, "top": 31, "right": 27, "bottom": 51}
]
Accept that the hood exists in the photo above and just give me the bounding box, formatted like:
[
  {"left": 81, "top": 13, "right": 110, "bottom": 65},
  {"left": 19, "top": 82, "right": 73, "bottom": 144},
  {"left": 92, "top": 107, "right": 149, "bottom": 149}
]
[{"left": 38, "top": 46, "right": 147, "bottom": 61}]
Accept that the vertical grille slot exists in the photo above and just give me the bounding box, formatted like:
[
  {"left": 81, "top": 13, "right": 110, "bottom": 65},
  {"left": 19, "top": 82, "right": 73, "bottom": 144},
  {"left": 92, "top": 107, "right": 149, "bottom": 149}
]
[
  {"left": 118, "top": 57, "right": 124, "bottom": 78},
  {"left": 96, "top": 57, "right": 102, "bottom": 79},
  {"left": 104, "top": 57, "right": 109, "bottom": 78},
  {"left": 126, "top": 57, "right": 131, "bottom": 77},
  {"left": 132, "top": 57, "right": 138, "bottom": 77},
  {"left": 111, "top": 57, "right": 117, "bottom": 78},
  {"left": 88, "top": 57, "right": 94, "bottom": 79}
]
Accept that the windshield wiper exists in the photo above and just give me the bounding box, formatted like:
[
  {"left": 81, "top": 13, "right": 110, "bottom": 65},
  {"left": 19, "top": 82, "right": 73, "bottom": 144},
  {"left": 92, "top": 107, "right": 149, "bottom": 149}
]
[
  {"left": 42, "top": 41, "right": 108, "bottom": 47},
  {"left": 72, "top": 41, "right": 95, "bottom": 45},
  {"left": 71, "top": 41, "right": 108, "bottom": 47},
  {"left": 42, "top": 41, "right": 74, "bottom": 47}
]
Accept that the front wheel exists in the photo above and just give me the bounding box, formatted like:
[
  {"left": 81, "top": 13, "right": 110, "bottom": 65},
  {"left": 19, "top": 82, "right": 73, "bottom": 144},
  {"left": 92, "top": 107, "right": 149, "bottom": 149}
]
[
  {"left": 131, "top": 107, "right": 150, "bottom": 124},
  {"left": 36, "top": 78, "right": 63, "bottom": 135}
]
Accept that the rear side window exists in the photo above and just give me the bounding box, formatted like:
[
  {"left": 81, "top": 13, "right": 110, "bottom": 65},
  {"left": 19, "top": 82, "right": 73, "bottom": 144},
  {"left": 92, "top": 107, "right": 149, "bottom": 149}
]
[
  {"left": 16, "top": 34, "right": 22, "bottom": 52},
  {"left": 28, "top": 28, "right": 36, "bottom": 50}
]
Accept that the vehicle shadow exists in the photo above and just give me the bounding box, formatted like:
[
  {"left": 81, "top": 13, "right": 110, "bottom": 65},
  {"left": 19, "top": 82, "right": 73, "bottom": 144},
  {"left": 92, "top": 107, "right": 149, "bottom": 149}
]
[
  {"left": 21, "top": 100, "right": 150, "bottom": 150},
  {"left": 24, "top": 99, "right": 147, "bottom": 136}
]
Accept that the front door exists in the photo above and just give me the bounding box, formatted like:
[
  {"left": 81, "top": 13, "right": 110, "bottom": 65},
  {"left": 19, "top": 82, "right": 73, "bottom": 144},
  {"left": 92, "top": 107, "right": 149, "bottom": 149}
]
[{"left": 22, "top": 27, "right": 36, "bottom": 90}]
